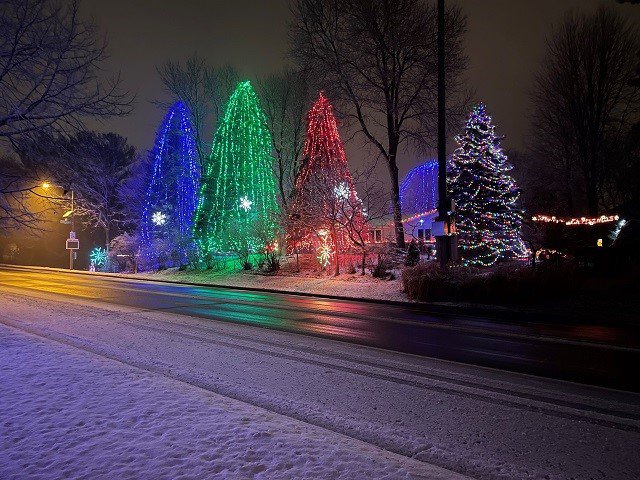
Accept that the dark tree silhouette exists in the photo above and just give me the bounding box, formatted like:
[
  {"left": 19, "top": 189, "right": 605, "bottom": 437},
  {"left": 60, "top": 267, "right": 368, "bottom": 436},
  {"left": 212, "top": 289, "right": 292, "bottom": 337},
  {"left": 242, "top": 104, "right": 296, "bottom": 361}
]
[
  {"left": 530, "top": 6, "right": 640, "bottom": 215},
  {"left": 256, "top": 68, "right": 311, "bottom": 211},
  {"left": 156, "top": 55, "right": 238, "bottom": 169},
  {"left": 290, "top": 0, "right": 468, "bottom": 248},
  {"left": 0, "top": 0, "right": 133, "bottom": 230}
]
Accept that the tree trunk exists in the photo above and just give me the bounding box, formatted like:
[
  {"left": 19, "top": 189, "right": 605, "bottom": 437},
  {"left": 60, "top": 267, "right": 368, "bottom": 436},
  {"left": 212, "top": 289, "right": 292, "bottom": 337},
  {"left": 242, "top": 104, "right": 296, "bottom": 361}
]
[
  {"left": 361, "top": 251, "right": 366, "bottom": 275},
  {"left": 331, "top": 227, "right": 339, "bottom": 276},
  {"left": 586, "top": 183, "right": 599, "bottom": 216},
  {"left": 387, "top": 153, "right": 405, "bottom": 249}
]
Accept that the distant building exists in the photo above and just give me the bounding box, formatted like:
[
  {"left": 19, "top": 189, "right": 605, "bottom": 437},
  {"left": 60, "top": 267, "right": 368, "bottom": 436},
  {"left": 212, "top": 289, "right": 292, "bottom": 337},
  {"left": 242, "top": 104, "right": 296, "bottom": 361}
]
[{"left": 366, "top": 160, "right": 439, "bottom": 246}]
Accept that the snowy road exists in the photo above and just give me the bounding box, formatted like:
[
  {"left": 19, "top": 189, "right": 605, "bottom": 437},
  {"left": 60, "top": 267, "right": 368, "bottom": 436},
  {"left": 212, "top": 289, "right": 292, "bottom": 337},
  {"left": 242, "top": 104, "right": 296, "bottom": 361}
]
[
  {"left": 1, "top": 265, "right": 638, "bottom": 390},
  {"left": 1, "top": 276, "right": 639, "bottom": 479}
]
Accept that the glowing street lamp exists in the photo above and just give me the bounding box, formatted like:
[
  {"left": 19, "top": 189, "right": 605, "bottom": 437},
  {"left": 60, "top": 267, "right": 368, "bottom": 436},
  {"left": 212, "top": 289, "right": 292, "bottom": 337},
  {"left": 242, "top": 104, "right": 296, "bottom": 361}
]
[{"left": 41, "top": 181, "right": 76, "bottom": 269}]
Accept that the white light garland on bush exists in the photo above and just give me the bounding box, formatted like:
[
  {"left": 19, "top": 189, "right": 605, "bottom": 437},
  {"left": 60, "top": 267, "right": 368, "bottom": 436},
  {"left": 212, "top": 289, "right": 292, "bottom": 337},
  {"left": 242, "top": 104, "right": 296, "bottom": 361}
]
[{"left": 532, "top": 214, "right": 619, "bottom": 226}]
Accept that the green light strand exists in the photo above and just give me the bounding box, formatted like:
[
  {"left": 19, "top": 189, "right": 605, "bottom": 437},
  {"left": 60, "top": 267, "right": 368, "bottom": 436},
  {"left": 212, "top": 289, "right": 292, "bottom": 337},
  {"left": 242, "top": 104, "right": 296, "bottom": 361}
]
[{"left": 193, "top": 81, "right": 279, "bottom": 254}]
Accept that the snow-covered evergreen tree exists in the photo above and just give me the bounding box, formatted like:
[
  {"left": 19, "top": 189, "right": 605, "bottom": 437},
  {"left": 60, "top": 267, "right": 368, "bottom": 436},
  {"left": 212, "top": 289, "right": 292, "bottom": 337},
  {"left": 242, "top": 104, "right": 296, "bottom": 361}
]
[{"left": 449, "top": 104, "right": 527, "bottom": 266}]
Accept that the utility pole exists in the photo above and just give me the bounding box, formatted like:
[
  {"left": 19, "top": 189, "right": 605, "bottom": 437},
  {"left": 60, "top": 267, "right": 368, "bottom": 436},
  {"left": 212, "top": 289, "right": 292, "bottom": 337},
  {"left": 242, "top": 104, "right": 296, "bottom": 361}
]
[
  {"left": 434, "top": 0, "right": 458, "bottom": 267},
  {"left": 69, "top": 189, "right": 75, "bottom": 270}
]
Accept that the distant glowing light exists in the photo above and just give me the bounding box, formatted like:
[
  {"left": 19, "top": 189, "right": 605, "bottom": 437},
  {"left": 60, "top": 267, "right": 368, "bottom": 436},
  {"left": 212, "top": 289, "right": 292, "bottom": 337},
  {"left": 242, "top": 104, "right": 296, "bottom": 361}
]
[
  {"left": 334, "top": 182, "right": 350, "bottom": 200},
  {"left": 532, "top": 214, "right": 619, "bottom": 226}
]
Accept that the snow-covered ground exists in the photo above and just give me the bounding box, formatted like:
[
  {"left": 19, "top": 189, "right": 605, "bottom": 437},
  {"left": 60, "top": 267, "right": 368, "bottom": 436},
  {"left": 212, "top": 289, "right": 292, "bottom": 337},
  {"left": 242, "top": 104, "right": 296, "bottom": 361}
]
[
  {"left": 135, "top": 266, "right": 409, "bottom": 302},
  {"left": 128, "top": 253, "right": 411, "bottom": 302},
  {"left": 0, "top": 324, "right": 460, "bottom": 480},
  {"left": 1, "top": 286, "right": 639, "bottom": 479}
]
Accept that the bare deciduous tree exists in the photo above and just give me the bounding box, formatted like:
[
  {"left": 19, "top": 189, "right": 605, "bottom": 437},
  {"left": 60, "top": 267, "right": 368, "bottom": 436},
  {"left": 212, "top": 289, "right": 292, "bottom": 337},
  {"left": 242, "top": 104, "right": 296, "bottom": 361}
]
[
  {"left": 0, "top": 155, "right": 62, "bottom": 232},
  {"left": 20, "top": 132, "right": 138, "bottom": 245},
  {"left": 156, "top": 55, "right": 238, "bottom": 166},
  {"left": 256, "top": 68, "right": 311, "bottom": 210},
  {"left": 335, "top": 167, "right": 390, "bottom": 275},
  {"left": 66, "top": 132, "right": 137, "bottom": 246},
  {"left": 290, "top": 0, "right": 468, "bottom": 247},
  {"left": 530, "top": 6, "right": 640, "bottom": 215},
  {"left": 0, "top": 0, "right": 133, "bottom": 230},
  {"left": 0, "top": 0, "right": 133, "bottom": 148}
]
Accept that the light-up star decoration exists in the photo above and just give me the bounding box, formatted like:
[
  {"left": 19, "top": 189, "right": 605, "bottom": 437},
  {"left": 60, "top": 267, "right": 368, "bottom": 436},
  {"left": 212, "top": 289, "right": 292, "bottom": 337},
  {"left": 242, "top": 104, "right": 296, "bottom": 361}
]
[
  {"left": 316, "top": 229, "right": 333, "bottom": 269},
  {"left": 239, "top": 196, "right": 253, "bottom": 212},
  {"left": 151, "top": 211, "right": 167, "bottom": 226},
  {"left": 89, "top": 247, "right": 108, "bottom": 267}
]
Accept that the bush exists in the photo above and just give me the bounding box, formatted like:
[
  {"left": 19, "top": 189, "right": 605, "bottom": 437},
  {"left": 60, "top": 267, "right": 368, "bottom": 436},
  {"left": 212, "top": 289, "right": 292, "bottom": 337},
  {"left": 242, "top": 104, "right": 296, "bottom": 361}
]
[
  {"left": 372, "top": 253, "right": 393, "bottom": 279},
  {"left": 401, "top": 261, "right": 584, "bottom": 304},
  {"left": 405, "top": 240, "right": 420, "bottom": 267},
  {"left": 261, "top": 252, "right": 280, "bottom": 273}
]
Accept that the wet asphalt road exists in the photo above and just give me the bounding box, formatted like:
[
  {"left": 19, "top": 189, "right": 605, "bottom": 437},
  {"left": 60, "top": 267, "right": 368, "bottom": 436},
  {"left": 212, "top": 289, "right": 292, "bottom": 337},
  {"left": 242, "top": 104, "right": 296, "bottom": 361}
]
[{"left": 1, "top": 265, "right": 638, "bottom": 392}]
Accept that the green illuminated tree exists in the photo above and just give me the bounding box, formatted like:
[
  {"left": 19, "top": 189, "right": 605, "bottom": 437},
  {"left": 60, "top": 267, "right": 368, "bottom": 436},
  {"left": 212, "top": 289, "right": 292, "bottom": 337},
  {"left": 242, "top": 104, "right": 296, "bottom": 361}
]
[{"left": 193, "top": 81, "right": 279, "bottom": 256}]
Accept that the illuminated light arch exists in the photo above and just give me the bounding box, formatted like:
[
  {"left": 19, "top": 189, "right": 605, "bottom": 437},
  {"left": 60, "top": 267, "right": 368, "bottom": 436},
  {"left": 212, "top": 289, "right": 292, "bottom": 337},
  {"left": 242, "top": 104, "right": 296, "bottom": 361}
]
[{"left": 400, "top": 160, "right": 439, "bottom": 217}]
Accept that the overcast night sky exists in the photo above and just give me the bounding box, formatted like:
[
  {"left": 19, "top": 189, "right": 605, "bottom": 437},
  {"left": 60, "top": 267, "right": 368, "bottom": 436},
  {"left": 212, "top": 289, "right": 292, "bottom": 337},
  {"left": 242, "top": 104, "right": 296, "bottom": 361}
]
[{"left": 83, "top": 0, "right": 640, "bottom": 178}]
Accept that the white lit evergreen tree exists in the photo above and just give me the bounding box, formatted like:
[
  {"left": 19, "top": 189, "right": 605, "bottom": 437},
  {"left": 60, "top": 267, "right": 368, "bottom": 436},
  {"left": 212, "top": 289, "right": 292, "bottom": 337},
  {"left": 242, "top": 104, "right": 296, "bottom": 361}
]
[{"left": 449, "top": 104, "right": 527, "bottom": 266}]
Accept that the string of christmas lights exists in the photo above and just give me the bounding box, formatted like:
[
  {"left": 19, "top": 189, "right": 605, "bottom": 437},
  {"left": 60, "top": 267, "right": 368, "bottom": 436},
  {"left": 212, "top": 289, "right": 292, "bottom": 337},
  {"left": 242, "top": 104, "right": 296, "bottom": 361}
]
[
  {"left": 448, "top": 103, "right": 527, "bottom": 267},
  {"left": 400, "top": 160, "right": 438, "bottom": 217},
  {"left": 193, "top": 81, "right": 279, "bottom": 254},
  {"left": 401, "top": 209, "right": 438, "bottom": 224},
  {"left": 286, "top": 92, "right": 364, "bottom": 268},
  {"left": 532, "top": 214, "right": 619, "bottom": 226},
  {"left": 140, "top": 101, "right": 200, "bottom": 252}
]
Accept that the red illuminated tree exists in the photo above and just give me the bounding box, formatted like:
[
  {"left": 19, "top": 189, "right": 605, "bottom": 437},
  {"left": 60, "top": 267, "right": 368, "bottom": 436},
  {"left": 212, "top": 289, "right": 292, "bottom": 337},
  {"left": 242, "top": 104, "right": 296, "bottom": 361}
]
[{"left": 287, "top": 92, "right": 364, "bottom": 275}]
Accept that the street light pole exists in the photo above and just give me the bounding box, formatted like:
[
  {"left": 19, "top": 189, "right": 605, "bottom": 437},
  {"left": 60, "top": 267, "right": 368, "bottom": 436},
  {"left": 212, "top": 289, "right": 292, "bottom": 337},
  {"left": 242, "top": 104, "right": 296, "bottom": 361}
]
[
  {"left": 41, "top": 182, "right": 75, "bottom": 270},
  {"left": 70, "top": 189, "right": 75, "bottom": 270}
]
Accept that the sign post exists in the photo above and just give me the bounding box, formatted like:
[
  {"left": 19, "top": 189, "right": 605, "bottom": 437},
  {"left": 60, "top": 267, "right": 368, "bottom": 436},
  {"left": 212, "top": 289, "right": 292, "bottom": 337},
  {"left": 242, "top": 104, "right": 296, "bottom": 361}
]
[{"left": 66, "top": 231, "right": 79, "bottom": 270}]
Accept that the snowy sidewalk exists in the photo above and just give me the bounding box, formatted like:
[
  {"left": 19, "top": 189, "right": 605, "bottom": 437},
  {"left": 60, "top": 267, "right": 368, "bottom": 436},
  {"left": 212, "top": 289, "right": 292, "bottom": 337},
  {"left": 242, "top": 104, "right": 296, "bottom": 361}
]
[{"left": 0, "top": 324, "right": 465, "bottom": 480}]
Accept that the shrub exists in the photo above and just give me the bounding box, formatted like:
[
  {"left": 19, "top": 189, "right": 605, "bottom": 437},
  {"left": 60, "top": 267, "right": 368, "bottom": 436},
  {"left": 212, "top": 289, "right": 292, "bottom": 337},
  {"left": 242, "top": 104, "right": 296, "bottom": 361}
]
[
  {"left": 401, "top": 261, "right": 584, "bottom": 304},
  {"left": 405, "top": 240, "right": 420, "bottom": 266},
  {"left": 262, "top": 252, "right": 280, "bottom": 273},
  {"left": 372, "top": 253, "right": 393, "bottom": 279}
]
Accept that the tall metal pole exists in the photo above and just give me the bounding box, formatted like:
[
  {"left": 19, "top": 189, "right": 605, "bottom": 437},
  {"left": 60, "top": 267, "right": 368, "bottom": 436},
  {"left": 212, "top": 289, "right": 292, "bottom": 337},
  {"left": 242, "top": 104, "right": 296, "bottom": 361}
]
[
  {"left": 437, "top": 0, "right": 446, "bottom": 221},
  {"left": 435, "top": 0, "right": 457, "bottom": 267},
  {"left": 69, "top": 190, "right": 74, "bottom": 270},
  {"left": 436, "top": 0, "right": 448, "bottom": 267}
]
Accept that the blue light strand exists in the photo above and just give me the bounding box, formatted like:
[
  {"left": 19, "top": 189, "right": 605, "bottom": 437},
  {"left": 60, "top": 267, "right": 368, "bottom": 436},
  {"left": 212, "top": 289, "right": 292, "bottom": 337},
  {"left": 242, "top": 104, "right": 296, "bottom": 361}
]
[
  {"left": 400, "top": 160, "right": 439, "bottom": 216},
  {"left": 140, "top": 101, "right": 200, "bottom": 251}
]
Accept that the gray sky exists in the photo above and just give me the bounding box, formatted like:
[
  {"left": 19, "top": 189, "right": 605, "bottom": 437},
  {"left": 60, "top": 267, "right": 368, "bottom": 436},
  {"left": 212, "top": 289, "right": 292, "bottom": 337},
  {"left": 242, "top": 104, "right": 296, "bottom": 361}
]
[{"left": 83, "top": 0, "right": 640, "bottom": 179}]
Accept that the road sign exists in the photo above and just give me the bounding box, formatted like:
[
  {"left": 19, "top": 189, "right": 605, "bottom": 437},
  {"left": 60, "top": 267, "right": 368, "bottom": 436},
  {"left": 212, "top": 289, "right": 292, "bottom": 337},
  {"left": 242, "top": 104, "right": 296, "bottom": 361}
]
[{"left": 66, "top": 239, "right": 79, "bottom": 250}]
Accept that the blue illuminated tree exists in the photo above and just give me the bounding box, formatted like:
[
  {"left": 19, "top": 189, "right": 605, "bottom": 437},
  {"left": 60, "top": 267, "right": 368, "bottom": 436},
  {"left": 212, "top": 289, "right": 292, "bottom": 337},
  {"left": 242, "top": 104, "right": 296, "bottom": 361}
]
[
  {"left": 449, "top": 104, "right": 527, "bottom": 266},
  {"left": 140, "top": 102, "right": 200, "bottom": 264}
]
